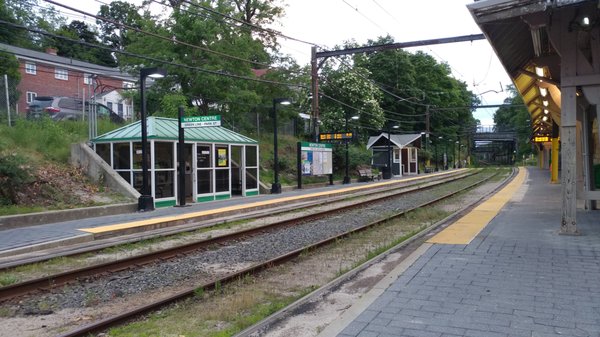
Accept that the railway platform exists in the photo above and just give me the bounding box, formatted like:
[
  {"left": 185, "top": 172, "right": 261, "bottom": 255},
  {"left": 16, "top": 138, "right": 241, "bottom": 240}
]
[
  {"left": 0, "top": 170, "right": 460, "bottom": 258},
  {"left": 319, "top": 167, "right": 600, "bottom": 337}
]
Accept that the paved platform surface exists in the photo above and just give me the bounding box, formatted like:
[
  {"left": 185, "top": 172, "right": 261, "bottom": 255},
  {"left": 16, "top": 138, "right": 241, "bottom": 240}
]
[
  {"left": 329, "top": 167, "right": 600, "bottom": 337},
  {"left": 0, "top": 171, "right": 455, "bottom": 254}
]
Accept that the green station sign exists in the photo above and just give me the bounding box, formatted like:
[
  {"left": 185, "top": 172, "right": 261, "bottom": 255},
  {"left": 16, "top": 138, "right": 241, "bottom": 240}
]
[{"left": 181, "top": 115, "right": 221, "bottom": 128}]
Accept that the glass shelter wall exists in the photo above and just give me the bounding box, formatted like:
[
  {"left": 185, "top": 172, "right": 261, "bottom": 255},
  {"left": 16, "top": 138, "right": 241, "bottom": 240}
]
[{"left": 95, "top": 140, "right": 259, "bottom": 207}]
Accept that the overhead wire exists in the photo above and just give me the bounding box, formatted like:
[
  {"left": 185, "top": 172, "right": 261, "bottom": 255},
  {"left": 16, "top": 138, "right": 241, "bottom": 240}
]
[
  {"left": 43, "top": 0, "right": 285, "bottom": 71},
  {"left": 341, "top": 0, "right": 388, "bottom": 35},
  {"left": 0, "top": 19, "right": 308, "bottom": 89},
  {"left": 176, "top": 0, "right": 317, "bottom": 47},
  {"left": 24, "top": 1, "right": 481, "bottom": 132},
  {"left": 371, "top": 0, "right": 402, "bottom": 25}
]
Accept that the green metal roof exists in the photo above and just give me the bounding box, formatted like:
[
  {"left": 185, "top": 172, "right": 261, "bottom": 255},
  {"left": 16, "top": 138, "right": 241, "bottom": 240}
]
[{"left": 92, "top": 117, "right": 257, "bottom": 144}]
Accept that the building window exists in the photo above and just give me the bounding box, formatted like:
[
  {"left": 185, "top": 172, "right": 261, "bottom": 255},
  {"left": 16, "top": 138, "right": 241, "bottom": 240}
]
[
  {"left": 83, "top": 73, "right": 92, "bottom": 84},
  {"left": 55, "top": 68, "right": 68, "bottom": 80},
  {"left": 26, "top": 91, "right": 37, "bottom": 103},
  {"left": 25, "top": 62, "right": 36, "bottom": 75}
]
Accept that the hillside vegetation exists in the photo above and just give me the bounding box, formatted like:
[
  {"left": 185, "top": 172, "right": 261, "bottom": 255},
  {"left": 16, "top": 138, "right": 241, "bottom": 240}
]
[
  {"left": 0, "top": 117, "right": 374, "bottom": 216},
  {"left": 0, "top": 118, "right": 128, "bottom": 216}
]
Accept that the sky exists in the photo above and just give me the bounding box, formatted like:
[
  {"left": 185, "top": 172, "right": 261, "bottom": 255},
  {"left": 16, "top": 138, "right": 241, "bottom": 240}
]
[
  {"left": 58, "top": 0, "right": 511, "bottom": 125},
  {"left": 272, "top": 0, "right": 511, "bottom": 126}
]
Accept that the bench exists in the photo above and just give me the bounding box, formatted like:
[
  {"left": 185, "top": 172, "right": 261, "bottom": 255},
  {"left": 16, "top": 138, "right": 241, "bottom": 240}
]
[
  {"left": 357, "top": 168, "right": 381, "bottom": 182},
  {"left": 424, "top": 166, "right": 434, "bottom": 173}
]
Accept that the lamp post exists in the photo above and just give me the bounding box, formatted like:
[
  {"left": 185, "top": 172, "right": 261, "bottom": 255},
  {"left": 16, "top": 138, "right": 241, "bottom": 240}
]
[
  {"left": 383, "top": 124, "right": 399, "bottom": 179},
  {"left": 343, "top": 114, "right": 359, "bottom": 184},
  {"left": 138, "top": 67, "right": 167, "bottom": 212},
  {"left": 271, "top": 98, "right": 291, "bottom": 194},
  {"left": 453, "top": 140, "right": 457, "bottom": 168},
  {"left": 421, "top": 131, "right": 430, "bottom": 168},
  {"left": 437, "top": 136, "right": 443, "bottom": 171}
]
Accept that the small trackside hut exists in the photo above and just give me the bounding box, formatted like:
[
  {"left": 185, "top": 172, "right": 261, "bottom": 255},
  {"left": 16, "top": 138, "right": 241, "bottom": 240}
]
[
  {"left": 92, "top": 116, "right": 259, "bottom": 208},
  {"left": 367, "top": 133, "right": 422, "bottom": 177}
]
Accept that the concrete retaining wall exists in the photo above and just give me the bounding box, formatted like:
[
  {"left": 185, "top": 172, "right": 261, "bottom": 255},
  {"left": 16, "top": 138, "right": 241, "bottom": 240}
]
[
  {"left": 0, "top": 143, "right": 141, "bottom": 230},
  {"left": 0, "top": 203, "right": 137, "bottom": 230},
  {"left": 69, "top": 143, "right": 141, "bottom": 199}
]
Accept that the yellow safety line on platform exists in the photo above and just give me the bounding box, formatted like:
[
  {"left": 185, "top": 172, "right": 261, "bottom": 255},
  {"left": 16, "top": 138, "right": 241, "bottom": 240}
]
[
  {"left": 427, "top": 167, "right": 527, "bottom": 245},
  {"left": 78, "top": 169, "right": 468, "bottom": 234}
]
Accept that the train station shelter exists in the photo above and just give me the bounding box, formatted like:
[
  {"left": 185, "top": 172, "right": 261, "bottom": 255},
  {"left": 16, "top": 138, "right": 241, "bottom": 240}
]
[
  {"left": 469, "top": 0, "right": 600, "bottom": 234},
  {"left": 367, "top": 133, "right": 422, "bottom": 176},
  {"left": 91, "top": 117, "right": 259, "bottom": 208}
]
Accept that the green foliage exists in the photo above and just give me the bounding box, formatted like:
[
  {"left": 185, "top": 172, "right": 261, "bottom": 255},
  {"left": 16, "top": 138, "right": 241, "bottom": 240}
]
[
  {"left": 0, "top": 50, "right": 21, "bottom": 105},
  {"left": 52, "top": 20, "right": 116, "bottom": 67},
  {"left": 97, "top": 1, "right": 143, "bottom": 53},
  {"left": 351, "top": 37, "right": 478, "bottom": 140},
  {"left": 332, "top": 143, "right": 372, "bottom": 173},
  {"left": 494, "top": 85, "right": 533, "bottom": 158},
  {"left": 0, "top": 118, "right": 121, "bottom": 163},
  {"left": 3, "top": 0, "right": 65, "bottom": 50},
  {"left": 0, "top": 151, "right": 33, "bottom": 205},
  {"left": 154, "top": 92, "right": 196, "bottom": 118},
  {"left": 320, "top": 65, "right": 385, "bottom": 138}
]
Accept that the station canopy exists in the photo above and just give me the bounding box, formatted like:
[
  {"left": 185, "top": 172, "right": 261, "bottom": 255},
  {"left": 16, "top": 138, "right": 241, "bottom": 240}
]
[
  {"left": 467, "top": 0, "right": 597, "bottom": 138},
  {"left": 367, "top": 133, "right": 422, "bottom": 149},
  {"left": 92, "top": 116, "right": 257, "bottom": 144}
]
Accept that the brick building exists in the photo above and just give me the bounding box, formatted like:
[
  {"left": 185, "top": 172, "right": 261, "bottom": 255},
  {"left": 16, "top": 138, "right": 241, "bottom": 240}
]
[{"left": 0, "top": 43, "right": 136, "bottom": 120}]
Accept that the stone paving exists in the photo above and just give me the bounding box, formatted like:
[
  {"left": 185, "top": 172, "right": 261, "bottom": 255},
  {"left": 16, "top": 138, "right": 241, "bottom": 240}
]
[{"left": 337, "top": 168, "right": 600, "bottom": 337}]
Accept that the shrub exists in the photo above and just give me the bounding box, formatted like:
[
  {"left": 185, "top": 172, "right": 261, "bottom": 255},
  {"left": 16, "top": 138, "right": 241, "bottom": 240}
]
[{"left": 0, "top": 152, "right": 34, "bottom": 205}]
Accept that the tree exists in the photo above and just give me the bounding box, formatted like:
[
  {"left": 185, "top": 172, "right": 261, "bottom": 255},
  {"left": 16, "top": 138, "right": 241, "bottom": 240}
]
[
  {"left": 4, "top": 0, "right": 65, "bottom": 50},
  {"left": 494, "top": 85, "right": 533, "bottom": 157},
  {"left": 353, "top": 37, "right": 478, "bottom": 143},
  {"left": 52, "top": 21, "right": 116, "bottom": 67},
  {"left": 119, "top": 0, "right": 301, "bottom": 137},
  {"left": 232, "top": 0, "right": 284, "bottom": 48},
  {"left": 96, "top": 1, "right": 143, "bottom": 55},
  {"left": 0, "top": 50, "right": 21, "bottom": 107},
  {"left": 319, "top": 64, "right": 385, "bottom": 140},
  {"left": 0, "top": 0, "right": 29, "bottom": 46}
]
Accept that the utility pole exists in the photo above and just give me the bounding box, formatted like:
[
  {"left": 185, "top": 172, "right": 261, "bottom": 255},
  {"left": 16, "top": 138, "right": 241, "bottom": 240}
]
[
  {"left": 311, "top": 46, "right": 320, "bottom": 142},
  {"left": 310, "top": 35, "right": 485, "bottom": 143},
  {"left": 425, "top": 105, "right": 430, "bottom": 167}
]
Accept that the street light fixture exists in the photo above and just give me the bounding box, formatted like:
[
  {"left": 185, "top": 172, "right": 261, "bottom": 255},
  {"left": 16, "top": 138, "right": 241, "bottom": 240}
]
[
  {"left": 138, "top": 67, "right": 167, "bottom": 212},
  {"left": 271, "top": 98, "right": 291, "bottom": 194}
]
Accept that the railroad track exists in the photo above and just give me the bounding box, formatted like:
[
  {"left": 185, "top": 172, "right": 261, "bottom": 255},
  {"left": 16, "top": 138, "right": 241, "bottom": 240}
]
[
  {"left": 0, "top": 169, "right": 471, "bottom": 270},
  {"left": 0, "top": 171, "right": 476, "bottom": 276},
  {"left": 1, "top": 169, "right": 512, "bottom": 337}
]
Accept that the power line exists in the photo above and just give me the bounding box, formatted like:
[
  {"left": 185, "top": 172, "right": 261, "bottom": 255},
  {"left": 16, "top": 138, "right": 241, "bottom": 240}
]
[
  {"left": 332, "top": 57, "right": 431, "bottom": 109},
  {"left": 177, "top": 0, "right": 317, "bottom": 47},
  {"left": 341, "top": 0, "right": 388, "bottom": 35},
  {"left": 0, "top": 19, "right": 308, "bottom": 89},
  {"left": 372, "top": 0, "right": 402, "bottom": 25},
  {"left": 43, "top": 0, "right": 280, "bottom": 71}
]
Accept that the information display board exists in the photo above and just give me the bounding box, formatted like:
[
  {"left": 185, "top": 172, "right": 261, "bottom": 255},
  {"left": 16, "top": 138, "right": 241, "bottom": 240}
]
[
  {"left": 533, "top": 136, "right": 550, "bottom": 143},
  {"left": 319, "top": 132, "right": 353, "bottom": 142},
  {"left": 300, "top": 142, "right": 332, "bottom": 176}
]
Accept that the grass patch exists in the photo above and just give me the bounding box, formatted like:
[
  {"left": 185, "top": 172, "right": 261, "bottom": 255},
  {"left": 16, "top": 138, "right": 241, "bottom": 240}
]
[
  {"left": 0, "top": 273, "right": 19, "bottom": 287},
  {"left": 107, "top": 278, "right": 301, "bottom": 337}
]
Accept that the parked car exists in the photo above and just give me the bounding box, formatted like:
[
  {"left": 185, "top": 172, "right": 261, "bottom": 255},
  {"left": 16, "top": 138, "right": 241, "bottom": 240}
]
[
  {"left": 27, "top": 96, "right": 125, "bottom": 123},
  {"left": 26, "top": 96, "right": 63, "bottom": 119}
]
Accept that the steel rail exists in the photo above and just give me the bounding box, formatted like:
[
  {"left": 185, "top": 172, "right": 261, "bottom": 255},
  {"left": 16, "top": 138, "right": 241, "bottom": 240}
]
[
  {"left": 0, "top": 170, "right": 469, "bottom": 270},
  {"left": 55, "top": 170, "right": 505, "bottom": 337},
  {"left": 0, "top": 171, "right": 477, "bottom": 302}
]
